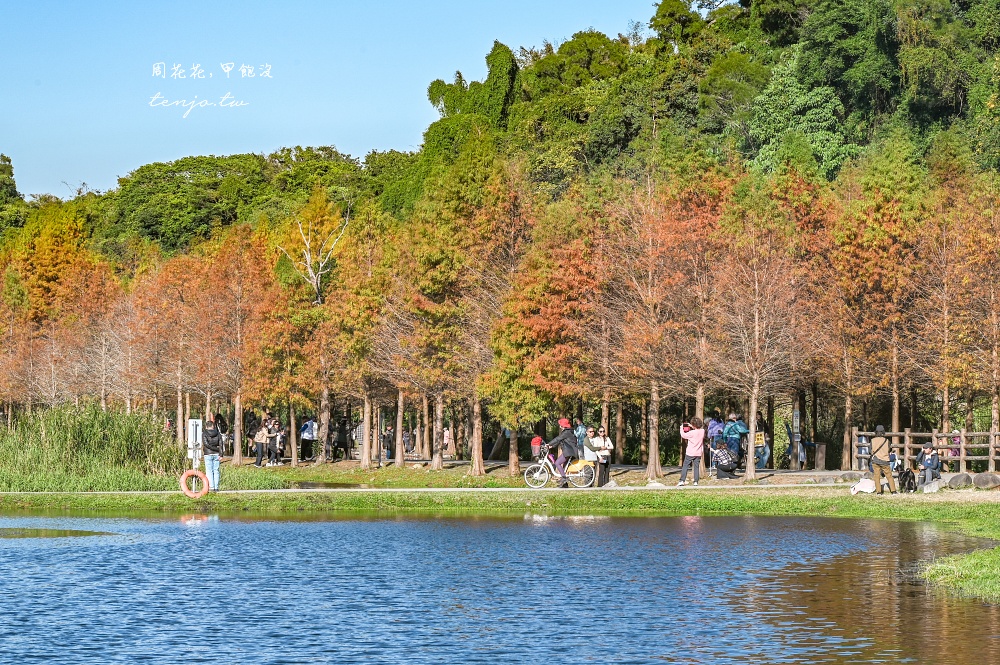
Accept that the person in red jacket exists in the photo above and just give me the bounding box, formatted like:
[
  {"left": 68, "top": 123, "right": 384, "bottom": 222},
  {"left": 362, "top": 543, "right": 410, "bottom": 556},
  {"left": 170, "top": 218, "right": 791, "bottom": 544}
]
[{"left": 549, "top": 418, "right": 579, "bottom": 488}]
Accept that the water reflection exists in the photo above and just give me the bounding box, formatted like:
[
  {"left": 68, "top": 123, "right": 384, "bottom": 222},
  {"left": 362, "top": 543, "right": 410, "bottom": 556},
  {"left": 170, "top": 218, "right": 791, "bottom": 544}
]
[
  {"left": 743, "top": 520, "right": 1000, "bottom": 665},
  {"left": 0, "top": 515, "right": 993, "bottom": 664},
  {"left": 0, "top": 527, "right": 112, "bottom": 539}
]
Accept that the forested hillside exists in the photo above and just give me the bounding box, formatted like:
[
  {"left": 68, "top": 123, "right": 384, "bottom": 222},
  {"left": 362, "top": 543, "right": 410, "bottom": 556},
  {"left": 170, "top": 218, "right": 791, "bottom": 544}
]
[{"left": 3, "top": 0, "right": 1000, "bottom": 478}]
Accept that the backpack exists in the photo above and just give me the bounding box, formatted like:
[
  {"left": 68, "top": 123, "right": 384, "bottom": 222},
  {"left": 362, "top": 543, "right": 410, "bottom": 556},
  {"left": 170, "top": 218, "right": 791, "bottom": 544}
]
[{"left": 898, "top": 468, "right": 917, "bottom": 493}]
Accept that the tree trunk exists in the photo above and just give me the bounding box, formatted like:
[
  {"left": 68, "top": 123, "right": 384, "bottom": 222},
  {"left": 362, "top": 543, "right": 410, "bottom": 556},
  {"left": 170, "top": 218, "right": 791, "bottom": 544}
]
[
  {"left": 184, "top": 391, "right": 191, "bottom": 436},
  {"left": 395, "top": 389, "right": 405, "bottom": 467},
  {"left": 910, "top": 385, "right": 918, "bottom": 431},
  {"left": 696, "top": 382, "right": 707, "bottom": 477},
  {"left": 646, "top": 382, "right": 662, "bottom": 480},
  {"left": 766, "top": 395, "right": 775, "bottom": 470},
  {"left": 361, "top": 393, "right": 372, "bottom": 470},
  {"left": 317, "top": 384, "right": 330, "bottom": 464},
  {"left": 286, "top": 401, "right": 296, "bottom": 466},
  {"left": 744, "top": 384, "right": 759, "bottom": 481},
  {"left": 432, "top": 393, "right": 444, "bottom": 470},
  {"left": 176, "top": 384, "right": 184, "bottom": 448},
  {"left": 891, "top": 342, "right": 900, "bottom": 449},
  {"left": 842, "top": 393, "right": 853, "bottom": 471},
  {"left": 943, "top": 384, "right": 950, "bottom": 432},
  {"left": 601, "top": 390, "right": 610, "bottom": 433},
  {"left": 422, "top": 394, "right": 432, "bottom": 460},
  {"left": 640, "top": 400, "right": 648, "bottom": 465},
  {"left": 615, "top": 402, "right": 625, "bottom": 464},
  {"left": 810, "top": 382, "right": 818, "bottom": 444},
  {"left": 470, "top": 396, "right": 485, "bottom": 476},
  {"left": 508, "top": 426, "right": 520, "bottom": 477},
  {"left": 233, "top": 391, "right": 244, "bottom": 465},
  {"left": 372, "top": 403, "right": 381, "bottom": 464},
  {"left": 414, "top": 405, "right": 423, "bottom": 459},
  {"left": 489, "top": 427, "right": 507, "bottom": 461}
]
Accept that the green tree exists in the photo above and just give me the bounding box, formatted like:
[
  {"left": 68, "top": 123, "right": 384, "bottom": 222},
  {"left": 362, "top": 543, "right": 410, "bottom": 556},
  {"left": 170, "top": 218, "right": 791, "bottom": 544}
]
[{"left": 798, "top": 0, "right": 901, "bottom": 124}]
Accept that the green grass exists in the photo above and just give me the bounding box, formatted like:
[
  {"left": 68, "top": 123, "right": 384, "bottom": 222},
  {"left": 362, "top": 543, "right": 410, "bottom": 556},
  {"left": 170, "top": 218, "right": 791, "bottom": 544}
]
[
  {"left": 925, "top": 548, "right": 1000, "bottom": 600},
  {"left": 0, "top": 406, "right": 187, "bottom": 491}
]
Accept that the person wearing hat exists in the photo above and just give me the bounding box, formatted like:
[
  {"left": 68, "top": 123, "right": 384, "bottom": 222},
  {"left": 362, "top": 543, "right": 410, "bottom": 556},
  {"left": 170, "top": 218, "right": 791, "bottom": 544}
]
[
  {"left": 869, "top": 425, "right": 896, "bottom": 495},
  {"left": 915, "top": 442, "right": 941, "bottom": 489},
  {"left": 550, "top": 418, "right": 579, "bottom": 488},
  {"left": 722, "top": 413, "right": 749, "bottom": 466}
]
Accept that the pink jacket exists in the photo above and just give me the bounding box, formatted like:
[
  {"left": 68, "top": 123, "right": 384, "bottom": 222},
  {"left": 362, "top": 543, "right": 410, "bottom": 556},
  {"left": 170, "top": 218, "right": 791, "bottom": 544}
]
[{"left": 680, "top": 427, "right": 705, "bottom": 457}]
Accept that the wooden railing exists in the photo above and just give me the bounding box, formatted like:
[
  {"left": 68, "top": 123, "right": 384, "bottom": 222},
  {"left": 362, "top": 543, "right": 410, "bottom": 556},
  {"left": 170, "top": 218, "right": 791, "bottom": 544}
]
[{"left": 851, "top": 428, "right": 1000, "bottom": 473}]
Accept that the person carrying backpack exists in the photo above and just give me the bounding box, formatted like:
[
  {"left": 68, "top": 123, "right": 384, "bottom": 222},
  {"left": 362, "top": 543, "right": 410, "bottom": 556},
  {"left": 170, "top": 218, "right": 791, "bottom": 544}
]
[
  {"left": 299, "top": 415, "right": 318, "bottom": 460},
  {"left": 869, "top": 425, "right": 897, "bottom": 495},
  {"left": 722, "top": 414, "right": 749, "bottom": 465}
]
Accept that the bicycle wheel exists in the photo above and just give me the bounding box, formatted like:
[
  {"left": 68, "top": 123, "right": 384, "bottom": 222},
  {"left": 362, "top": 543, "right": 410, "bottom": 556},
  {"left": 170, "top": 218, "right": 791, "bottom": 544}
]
[
  {"left": 523, "top": 464, "right": 550, "bottom": 488},
  {"left": 569, "top": 463, "right": 595, "bottom": 488}
]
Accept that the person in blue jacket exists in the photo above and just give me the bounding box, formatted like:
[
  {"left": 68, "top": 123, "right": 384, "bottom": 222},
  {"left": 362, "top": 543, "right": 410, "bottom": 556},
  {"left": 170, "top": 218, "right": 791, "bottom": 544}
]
[
  {"left": 915, "top": 442, "right": 941, "bottom": 488},
  {"left": 722, "top": 413, "right": 749, "bottom": 466}
]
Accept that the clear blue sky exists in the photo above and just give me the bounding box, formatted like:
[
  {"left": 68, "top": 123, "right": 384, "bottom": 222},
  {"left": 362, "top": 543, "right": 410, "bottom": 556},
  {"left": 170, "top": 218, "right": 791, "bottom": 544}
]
[{"left": 1, "top": 0, "right": 656, "bottom": 198}]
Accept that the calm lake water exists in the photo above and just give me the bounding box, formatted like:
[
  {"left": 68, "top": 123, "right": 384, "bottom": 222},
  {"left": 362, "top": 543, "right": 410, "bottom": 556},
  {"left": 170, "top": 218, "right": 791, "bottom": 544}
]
[{"left": 0, "top": 513, "right": 996, "bottom": 664}]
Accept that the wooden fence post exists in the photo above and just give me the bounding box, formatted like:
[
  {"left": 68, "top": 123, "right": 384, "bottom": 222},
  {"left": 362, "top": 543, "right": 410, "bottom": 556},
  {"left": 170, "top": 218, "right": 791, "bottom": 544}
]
[
  {"left": 903, "top": 428, "right": 912, "bottom": 469},
  {"left": 991, "top": 429, "right": 997, "bottom": 473},
  {"left": 851, "top": 426, "right": 859, "bottom": 471},
  {"left": 932, "top": 429, "right": 941, "bottom": 471},
  {"left": 960, "top": 429, "right": 967, "bottom": 474}
]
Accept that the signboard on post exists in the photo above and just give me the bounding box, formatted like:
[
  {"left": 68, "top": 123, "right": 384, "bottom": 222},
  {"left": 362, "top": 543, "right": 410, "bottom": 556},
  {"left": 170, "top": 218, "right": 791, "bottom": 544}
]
[{"left": 187, "top": 419, "right": 203, "bottom": 469}]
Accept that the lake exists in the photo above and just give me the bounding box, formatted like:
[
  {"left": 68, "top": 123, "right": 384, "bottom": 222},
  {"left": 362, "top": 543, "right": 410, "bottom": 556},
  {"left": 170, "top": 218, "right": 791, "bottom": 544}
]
[{"left": 0, "top": 514, "right": 995, "bottom": 664}]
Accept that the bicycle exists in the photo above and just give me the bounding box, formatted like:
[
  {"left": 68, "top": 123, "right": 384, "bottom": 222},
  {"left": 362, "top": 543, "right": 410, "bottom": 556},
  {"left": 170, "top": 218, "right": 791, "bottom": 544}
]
[{"left": 523, "top": 444, "right": 595, "bottom": 488}]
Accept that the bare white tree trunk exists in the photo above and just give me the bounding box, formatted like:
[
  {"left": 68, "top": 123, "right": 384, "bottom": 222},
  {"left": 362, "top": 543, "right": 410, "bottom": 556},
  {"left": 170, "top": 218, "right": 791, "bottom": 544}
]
[{"left": 470, "top": 396, "right": 484, "bottom": 476}]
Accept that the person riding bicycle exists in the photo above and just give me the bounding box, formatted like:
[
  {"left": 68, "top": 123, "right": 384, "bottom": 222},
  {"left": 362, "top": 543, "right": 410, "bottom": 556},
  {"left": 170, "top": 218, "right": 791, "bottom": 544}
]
[{"left": 550, "top": 418, "right": 579, "bottom": 488}]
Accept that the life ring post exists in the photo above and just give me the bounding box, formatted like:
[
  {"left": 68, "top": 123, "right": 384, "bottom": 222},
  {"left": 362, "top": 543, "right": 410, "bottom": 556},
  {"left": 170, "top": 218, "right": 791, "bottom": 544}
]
[{"left": 180, "top": 469, "right": 210, "bottom": 499}]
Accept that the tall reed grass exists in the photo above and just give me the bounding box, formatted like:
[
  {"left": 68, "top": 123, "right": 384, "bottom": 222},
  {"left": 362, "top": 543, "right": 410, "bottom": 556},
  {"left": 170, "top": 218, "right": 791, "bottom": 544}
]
[{"left": 0, "top": 405, "right": 187, "bottom": 491}]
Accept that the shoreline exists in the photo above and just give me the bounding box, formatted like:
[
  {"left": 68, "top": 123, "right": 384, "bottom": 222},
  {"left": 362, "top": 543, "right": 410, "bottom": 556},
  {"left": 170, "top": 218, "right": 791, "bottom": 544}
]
[{"left": 1, "top": 485, "right": 997, "bottom": 603}]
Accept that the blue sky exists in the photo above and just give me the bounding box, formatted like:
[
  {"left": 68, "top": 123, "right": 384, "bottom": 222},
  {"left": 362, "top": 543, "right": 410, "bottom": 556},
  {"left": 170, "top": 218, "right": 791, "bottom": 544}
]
[{"left": 1, "top": 0, "right": 656, "bottom": 198}]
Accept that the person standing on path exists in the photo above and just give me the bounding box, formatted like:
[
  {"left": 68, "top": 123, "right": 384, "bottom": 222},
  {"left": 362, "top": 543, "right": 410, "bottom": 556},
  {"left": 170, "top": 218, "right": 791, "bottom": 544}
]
[
  {"left": 299, "top": 415, "right": 318, "bottom": 460},
  {"left": 869, "top": 425, "right": 897, "bottom": 495},
  {"left": 582, "top": 425, "right": 600, "bottom": 483},
  {"left": 253, "top": 420, "right": 268, "bottom": 468},
  {"left": 589, "top": 426, "right": 614, "bottom": 487},
  {"left": 678, "top": 417, "right": 706, "bottom": 486},
  {"left": 202, "top": 418, "right": 222, "bottom": 492},
  {"left": 266, "top": 416, "right": 282, "bottom": 466},
  {"left": 574, "top": 418, "right": 587, "bottom": 453}
]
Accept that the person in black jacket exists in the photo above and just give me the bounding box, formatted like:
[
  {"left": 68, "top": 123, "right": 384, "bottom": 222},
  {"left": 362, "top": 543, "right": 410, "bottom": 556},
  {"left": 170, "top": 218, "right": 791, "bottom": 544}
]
[
  {"left": 550, "top": 418, "right": 579, "bottom": 488},
  {"left": 202, "top": 418, "right": 223, "bottom": 492}
]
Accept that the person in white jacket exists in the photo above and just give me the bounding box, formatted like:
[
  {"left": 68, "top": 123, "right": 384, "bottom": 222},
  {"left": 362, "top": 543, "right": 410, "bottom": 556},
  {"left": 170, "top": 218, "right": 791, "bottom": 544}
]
[{"left": 588, "top": 426, "right": 614, "bottom": 487}]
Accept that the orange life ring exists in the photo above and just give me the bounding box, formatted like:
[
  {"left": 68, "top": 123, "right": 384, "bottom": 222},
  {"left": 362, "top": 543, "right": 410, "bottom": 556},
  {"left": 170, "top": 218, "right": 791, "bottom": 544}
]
[{"left": 180, "top": 469, "right": 210, "bottom": 499}]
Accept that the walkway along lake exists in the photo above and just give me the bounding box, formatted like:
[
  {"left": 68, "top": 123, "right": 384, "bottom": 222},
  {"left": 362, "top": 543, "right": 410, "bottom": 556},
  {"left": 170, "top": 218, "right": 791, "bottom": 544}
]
[{"left": 0, "top": 514, "right": 995, "bottom": 664}]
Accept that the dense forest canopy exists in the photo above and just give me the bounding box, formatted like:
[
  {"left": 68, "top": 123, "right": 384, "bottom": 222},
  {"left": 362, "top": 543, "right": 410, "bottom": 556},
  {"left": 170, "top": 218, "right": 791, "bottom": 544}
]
[{"left": 4, "top": 0, "right": 1000, "bottom": 477}]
